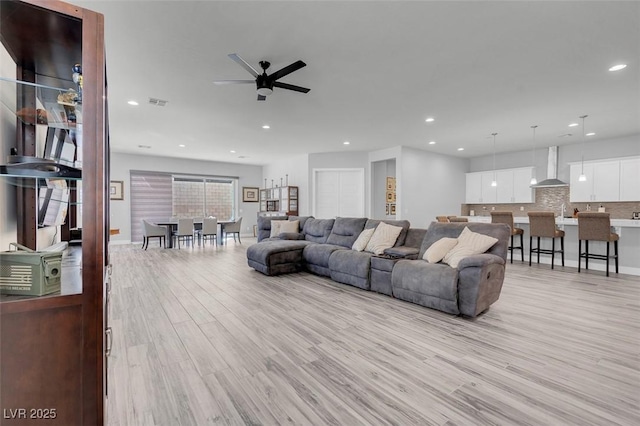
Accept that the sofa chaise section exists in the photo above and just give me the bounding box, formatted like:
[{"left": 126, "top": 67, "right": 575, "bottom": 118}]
[{"left": 248, "top": 217, "right": 332, "bottom": 276}]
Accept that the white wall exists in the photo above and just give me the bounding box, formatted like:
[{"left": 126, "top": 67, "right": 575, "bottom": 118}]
[
  {"left": 262, "top": 154, "right": 309, "bottom": 215},
  {"left": 399, "top": 147, "right": 468, "bottom": 229},
  {"left": 469, "top": 135, "right": 640, "bottom": 182},
  {"left": 110, "top": 152, "right": 263, "bottom": 243}
]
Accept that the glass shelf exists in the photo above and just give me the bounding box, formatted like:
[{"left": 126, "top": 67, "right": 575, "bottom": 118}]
[{"left": 0, "top": 77, "right": 83, "bottom": 127}]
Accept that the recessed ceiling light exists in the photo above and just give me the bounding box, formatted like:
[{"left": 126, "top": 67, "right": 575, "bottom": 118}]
[
  {"left": 230, "top": 150, "right": 236, "bottom": 153},
  {"left": 262, "top": 125, "right": 270, "bottom": 129},
  {"left": 568, "top": 123, "right": 579, "bottom": 127},
  {"left": 586, "top": 132, "right": 596, "bottom": 136},
  {"left": 178, "top": 144, "right": 185, "bottom": 148},
  {"left": 457, "top": 147, "right": 464, "bottom": 151},
  {"left": 425, "top": 117, "right": 435, "bottom": 122},
  {"left": 428, "top": 141, "right": 436, "bottom": 145},
  {"left": 343, "top": 141, "right": 350, "bottom": 145},
  {"left": 609, "top": 64, "right": 627, "bottom": 71},
  {"left": 128, "top": 100, "right": 139, "bottom": 106}
]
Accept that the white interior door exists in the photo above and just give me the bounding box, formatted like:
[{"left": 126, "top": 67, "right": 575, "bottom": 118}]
[{"left": 313, "top": 169, "right": 365, "bottom": 218}]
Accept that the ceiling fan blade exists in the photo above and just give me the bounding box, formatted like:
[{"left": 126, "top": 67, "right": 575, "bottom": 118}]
[
  {"left": 273, "top": 81, "right": 310, "bottom": 93},
  {"left": 257, "top": 94, "right": 267, "bottom": 101},
  {"left": 228, "top": 53, "right": 259, "bottom": 77},
  {"left": 269, "top": 60, "right": 306, "bottom": 81},
  {"left": 213, "top": 80, "right": 254, "bottom": 85}
]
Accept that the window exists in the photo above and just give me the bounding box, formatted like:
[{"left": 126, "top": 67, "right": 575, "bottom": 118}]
[
  {"left": 172, "top": 176, "right": 235, "bottom": 220},
  {"left": 129, "top": 171, "right": 237, "bottom": 242}
]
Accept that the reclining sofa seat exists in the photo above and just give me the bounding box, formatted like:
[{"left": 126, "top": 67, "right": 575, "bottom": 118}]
[
  {"left": 391, "top": 221, "right": 509, "bottom": 317},
  {"left": 302, "top": 217, "right": 367, "bottom": 277},
  {"left": 329, "top": 218, "right": 411, "bottom": 290}
]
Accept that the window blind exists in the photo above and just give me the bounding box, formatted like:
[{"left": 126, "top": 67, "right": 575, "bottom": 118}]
[{"left": 130, "top": 171, "right": 173, "bottom": 243}]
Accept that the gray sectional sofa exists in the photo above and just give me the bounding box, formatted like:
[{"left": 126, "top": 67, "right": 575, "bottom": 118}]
[{"left": 247, "top": 216, "right": 509, "bottom": 317}]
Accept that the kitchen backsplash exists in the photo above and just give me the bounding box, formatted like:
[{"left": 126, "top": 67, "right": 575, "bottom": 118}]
[{"left": 461, "top": 186, "right": 640, "bottom": 219}]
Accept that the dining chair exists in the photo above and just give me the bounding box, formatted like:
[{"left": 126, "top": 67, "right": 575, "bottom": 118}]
[
  {"left": 490, "top": 211, "right": 524, "bottom": 263},
  {"left": 201, "top": 217, "right": 218, "bottom": 245},
  {"left": 224, "top": 217, "right": 243, "bottom": 243},
  {"left": 193, "top": 217, "right": 204, "bottom": 245},
  {"left": 174, "top": 218, "right": 195, "bottom": 249},
  {"left": 577, "top": 212, "right": 619, "bottom": 276},
  {"left": 142, "top": 220, "right": 167, "bottom": 250}
]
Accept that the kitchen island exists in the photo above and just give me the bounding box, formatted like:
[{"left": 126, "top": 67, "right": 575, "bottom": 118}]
[{"left": 464, "top": 216, "right": 640, "bottom": 276}]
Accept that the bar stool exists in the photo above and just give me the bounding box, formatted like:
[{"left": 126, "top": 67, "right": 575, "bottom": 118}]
[
  {"left": 448, "top": 216, "right": 468, "bottom": 222},
  {"left": 527, "top": 212, "right": 564, "bottom": 269},
  {"left": 577, "top": 212, "right": 619, "bottom": 277},
  {"left": 490, "top": 211, "right": 524, "bottom": 263}
]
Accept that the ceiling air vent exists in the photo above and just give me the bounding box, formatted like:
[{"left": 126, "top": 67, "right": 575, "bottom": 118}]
[{"left": 148, "top": 98, "right": 168, "bottom": 107}]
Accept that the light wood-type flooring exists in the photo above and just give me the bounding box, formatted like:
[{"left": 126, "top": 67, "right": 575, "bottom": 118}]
[{"left": 107, "top": 238, "right": 640, "bottom": 426}]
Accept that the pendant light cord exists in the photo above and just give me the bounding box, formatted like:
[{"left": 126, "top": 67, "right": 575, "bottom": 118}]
[
  {"left": 580, "top": 115, "right": 587, "bottom": 175},
  {"left": 492, "top": 133, "right": 497, "bottom": 182}
]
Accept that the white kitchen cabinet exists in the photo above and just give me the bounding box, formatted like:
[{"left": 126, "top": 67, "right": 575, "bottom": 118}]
[
  {"left": 496, "top": 170, "right": 514, "bottom": 203},
  {"left": 620, "top": 157, "right": 640, "bottom": 201},
  {"left": 466, "top": 167, "right": 533, "bottom": 204},
  {"left": 512, "top": 168, "right": 534, "bottom": 203},
  {"left": 466, "top": 171, "right": 497, "bottom": 203},
  {"left": 570, "top": 160, "right": 620, "bottom": 202}
]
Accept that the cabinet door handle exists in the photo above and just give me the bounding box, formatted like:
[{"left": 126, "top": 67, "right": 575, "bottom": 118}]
[{"left": 105, "top": 327, "right": 113, "bottom": 357}]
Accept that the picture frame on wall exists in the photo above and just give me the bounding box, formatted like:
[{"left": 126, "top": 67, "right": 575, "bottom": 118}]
[
  {"left": 386, "top": 176, "right": 396, "bottom": 191},
  {"left": 386, "top": 191, "right": 395, "bottom": 203},
  {"left": 110, "top": 180, "right": 124, "bottom": 200},
  {"left": 243, "top": 186, "right": 260, "bottom": 202},
  {"left": 390, "top": 204, "right": 396, "bottom": 215}
]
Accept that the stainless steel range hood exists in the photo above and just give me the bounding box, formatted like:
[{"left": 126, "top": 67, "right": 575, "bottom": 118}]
[{"left": 531, "top": 146, "right": 569, "bottom": 188}]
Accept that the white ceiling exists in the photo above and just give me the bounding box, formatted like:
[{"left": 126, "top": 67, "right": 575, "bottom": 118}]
[{"left": 75, "top": 0, "right": 639, "bottom": 166}]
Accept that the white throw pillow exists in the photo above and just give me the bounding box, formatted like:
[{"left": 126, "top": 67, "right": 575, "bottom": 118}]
[
  {"left": 269, "top": 220, "right": 287, "bottom": 238},
  {"left": 423, "top": 237, "right": 458, "bottom": 263},
  {"left": 365, "top": 222, "right": 403, "bottom": 255},
  {"left": 352, "top": 227, "right": 376, "bottom": 251},
  {"left": 279, "top": 220, "right": 299, "bottom": 234},
  {"left": 443, "top": 227, "right": 498, "bottom": 268}
]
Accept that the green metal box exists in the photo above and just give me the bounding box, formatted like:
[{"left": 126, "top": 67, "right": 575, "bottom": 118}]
[{"left": 0, "top": 244, "right": 62, "bottom": 296}]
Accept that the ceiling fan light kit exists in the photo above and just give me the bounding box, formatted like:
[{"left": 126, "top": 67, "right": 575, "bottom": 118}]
[{"left": 214, "top": 53, "right": 310, "bottom": 101}]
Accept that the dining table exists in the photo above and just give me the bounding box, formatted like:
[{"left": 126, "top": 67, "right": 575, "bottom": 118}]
[{"left": 154, "top": 219, "right": 235, "bottom": 248}]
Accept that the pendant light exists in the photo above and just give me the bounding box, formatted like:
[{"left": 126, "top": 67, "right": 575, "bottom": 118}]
[
  {"left": 530, "top": 125, "right": 538, "bottom": 185},
  {"left": 491, "top": 133, "right": 498, "bottom": 187},
  {"left": 578, "top": 115, "right": 588, "bottom": 182}
]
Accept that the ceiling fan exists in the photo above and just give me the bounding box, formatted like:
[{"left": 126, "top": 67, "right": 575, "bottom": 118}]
[{"left": 214, "top": 53, "right": 310, "bottom": 101}]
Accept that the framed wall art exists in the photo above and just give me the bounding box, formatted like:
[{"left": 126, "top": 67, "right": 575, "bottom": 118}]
[
  {"left": 243, "top": 186, "right": 260, "bottom": 202},
  {"left": 110, "top": 180, "right": 124, "bottom": 200}
]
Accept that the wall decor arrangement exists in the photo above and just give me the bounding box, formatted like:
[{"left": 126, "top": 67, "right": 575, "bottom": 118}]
[
  {"left": 386, "top": 176, "right": 396, "bottom": 216},
  {"left": 110, "top": 180, "right": 124, "bottom": 200}
]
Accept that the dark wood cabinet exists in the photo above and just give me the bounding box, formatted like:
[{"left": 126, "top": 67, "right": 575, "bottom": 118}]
[{"left": 0, "top": 1, "right": 109, "bottom": 425}]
